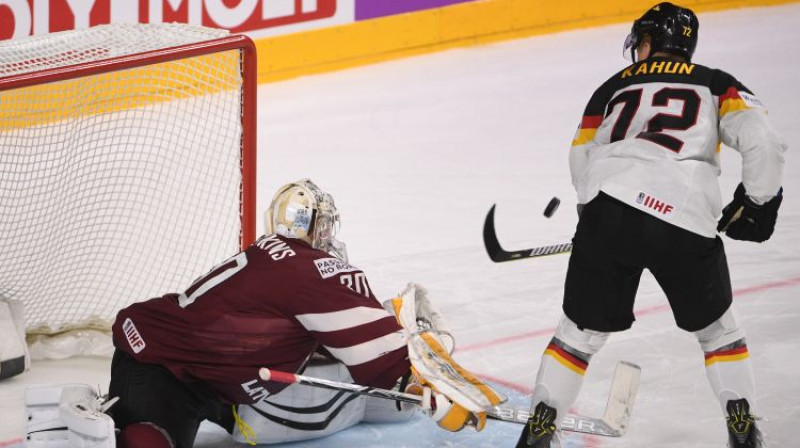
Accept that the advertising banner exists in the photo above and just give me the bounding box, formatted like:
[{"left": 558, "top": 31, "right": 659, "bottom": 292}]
[
  {"left": 355, "top": 0, "right": 477, "bottom": 20},
  {"left": 0, "top": 0, "right": 354, "bottom": 41}
]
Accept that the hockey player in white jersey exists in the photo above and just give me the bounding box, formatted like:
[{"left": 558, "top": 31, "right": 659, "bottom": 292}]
[{"left": 515, "top": 3, "right": 786, "bottom": 448}]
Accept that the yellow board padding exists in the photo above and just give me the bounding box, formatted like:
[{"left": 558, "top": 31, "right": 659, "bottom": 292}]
[
  {"left": 0, "top": 50, "right": 241, "bottom": 130},
  {"left": 254, "top": 0, "right": 798, "bottom": 83}
]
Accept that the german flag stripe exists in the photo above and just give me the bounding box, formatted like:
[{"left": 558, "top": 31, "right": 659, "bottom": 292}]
[
  {"left": 719, "top": 86, "right": 750, "bottom": 117},
  {"left": 544, "top": 342, "right": 588, "bottom": 376},
  {"left": 572, "top": 115, "right": 603, "bottom": 146},
  {"left": 572, "top": 128, "right": 597, "bottom": 146},
  {"left": 580, "top": 115, "right": 604, "bottom": 129},
  {"left": 705, "top": 346, "right": 749, "bottom": 366}
]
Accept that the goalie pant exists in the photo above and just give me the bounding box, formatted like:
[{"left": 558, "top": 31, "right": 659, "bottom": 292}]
[{"left": 233, "top": 358, "right": 416, "bottom": 445}]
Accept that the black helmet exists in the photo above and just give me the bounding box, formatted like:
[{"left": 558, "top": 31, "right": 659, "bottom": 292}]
[{"left": 624, "top": 2, "right": 699, "bottom": 61}]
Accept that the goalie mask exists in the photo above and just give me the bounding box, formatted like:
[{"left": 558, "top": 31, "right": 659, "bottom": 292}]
[{"left": 266, "top": 179, "right": 348, "bottom": 262}]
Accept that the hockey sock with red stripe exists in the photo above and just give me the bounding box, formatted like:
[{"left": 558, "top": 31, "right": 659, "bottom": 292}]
[{"left": 704, "top": 338, "right": 757, "bottom": 414}]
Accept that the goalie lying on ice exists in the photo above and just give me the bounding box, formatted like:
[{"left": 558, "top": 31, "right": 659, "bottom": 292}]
[{"left": 24, "top": 179, "right": 503, "bottom": 448}]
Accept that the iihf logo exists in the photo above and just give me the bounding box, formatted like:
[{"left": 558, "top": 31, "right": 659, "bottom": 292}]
[{"left": 636, "top": 192, "right": 674, "bottom": 215}]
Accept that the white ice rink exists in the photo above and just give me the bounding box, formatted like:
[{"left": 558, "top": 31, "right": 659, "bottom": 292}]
[{"left": 2, "top": 3, "right": 799, "bottom": 447}]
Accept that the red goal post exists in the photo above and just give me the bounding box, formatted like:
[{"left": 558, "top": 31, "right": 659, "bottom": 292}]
[{"left": 0, "top": 24, "right": 256, "bottom": 353}]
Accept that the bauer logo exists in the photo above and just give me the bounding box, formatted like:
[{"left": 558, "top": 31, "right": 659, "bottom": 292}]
[
  {"left": 636, "top": 192, "right": 646, "bottom": 204},
  {"left": 315, "top": 257, "right": 359, "bottom": 279},
  {"left": 123, "top": 318, "right": 146, "bottom": 354}
]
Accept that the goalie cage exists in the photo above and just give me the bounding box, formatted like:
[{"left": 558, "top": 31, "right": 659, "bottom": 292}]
[{"left": 0, "top": 23, "right": 257, "bottom": 359}]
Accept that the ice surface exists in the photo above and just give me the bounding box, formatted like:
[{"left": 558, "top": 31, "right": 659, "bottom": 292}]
[{"left": 2, "top": 4, "right": 799, "bottom": 447}]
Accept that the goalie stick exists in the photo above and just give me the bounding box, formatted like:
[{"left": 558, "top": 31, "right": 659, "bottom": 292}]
[
  {"left": 483, "top": 204, "right": 572, "bottom": 262},
  {"left": 259, "top": 360, "right": 640, "bottom": 437}
]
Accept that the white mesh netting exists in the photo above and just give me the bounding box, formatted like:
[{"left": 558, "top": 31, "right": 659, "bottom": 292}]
[
  {"left": 0, "top": 24, "right": 249, "bottom": 344},
  {"left": 0, "top": 23, "right": 230, "bottom": 77}
]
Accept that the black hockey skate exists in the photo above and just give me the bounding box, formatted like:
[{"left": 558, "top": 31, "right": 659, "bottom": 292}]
[
  {"left": 514, "top": 401, "right": 559, "bottom": 448},
  {"left": 726, "top": 398, "right": 763, "bottom": 448}
]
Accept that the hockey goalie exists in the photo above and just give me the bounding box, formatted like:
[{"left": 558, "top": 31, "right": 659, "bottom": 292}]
[{"left": 24, "top": 179, "right": 504, "bottom": 448}]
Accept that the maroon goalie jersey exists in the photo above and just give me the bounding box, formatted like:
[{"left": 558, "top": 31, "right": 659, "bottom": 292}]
[{"left": 111, "top": 234, "right": 410, "bottom": 404}]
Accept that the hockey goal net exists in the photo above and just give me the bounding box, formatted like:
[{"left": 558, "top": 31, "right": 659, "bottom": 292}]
[{"left": 0, "top": 24, "right": 256, "bottom": 354}]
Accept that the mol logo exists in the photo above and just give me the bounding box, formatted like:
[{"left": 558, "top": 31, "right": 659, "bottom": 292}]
[{"left": 0, "top": 0, "right": 338, "bottom": 40}]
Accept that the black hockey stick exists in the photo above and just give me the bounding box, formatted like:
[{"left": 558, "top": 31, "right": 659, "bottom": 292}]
[
  {"left": 483, "top": 204, "right": 572, "bottom": 262},
  {"left": 259, "top": 361, "right": 641, "bottom": 437}
]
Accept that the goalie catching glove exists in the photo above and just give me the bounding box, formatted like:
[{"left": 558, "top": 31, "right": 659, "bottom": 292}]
[
  {"left": 717, "top": 183, "right": 783, "bottom": 242},
  {"left": 386, "top": 283, "right": 506, "bottom": 432}
]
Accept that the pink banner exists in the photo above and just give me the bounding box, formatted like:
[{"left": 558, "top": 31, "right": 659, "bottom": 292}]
[{"left": 355, "top": 0, "right": 477, "bottom": 21}]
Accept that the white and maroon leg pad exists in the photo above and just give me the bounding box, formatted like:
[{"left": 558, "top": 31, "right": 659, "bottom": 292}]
[
  {"left": 25, "top": 384, "right": 115, "bottom": 448},
  {"left": 0, "top": 295, "right": 29, "bottom": 380},
  {"left": 233, "top": 361, "right": 366, "bottom": 444}
]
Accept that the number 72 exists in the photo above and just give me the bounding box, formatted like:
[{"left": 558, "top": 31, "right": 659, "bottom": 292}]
[{"left": 606, "top": 87, "right": 701, "bottom": 153}]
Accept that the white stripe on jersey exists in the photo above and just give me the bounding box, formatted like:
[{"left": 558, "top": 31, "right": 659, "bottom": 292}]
[
  {"left": 324, "top": 332, "right": 407, "bottom": 367},
  {"left": 295, "top": 306, "right": 392, "bottom": 332}
]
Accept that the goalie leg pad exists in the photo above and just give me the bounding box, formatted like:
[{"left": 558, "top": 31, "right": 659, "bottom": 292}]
[
  {"left": 25, "top": 384, "right": 116, "bottom": 448},
  {"left": 388, "top": 283, "right": 506, "bottom": 412},
  {"left": 386, "top": 283, "right": 505, "bottom": 432},
  {"left": 363, "top": 386, "right": 417, "bottom": 423},
  {"left": 233, "top": 360, "right": 367, "bottom": 444},
  {"left": 26, "top": 384, "right": 70, "bottom": 448},
  {"left": 0, "top": 295, "right": 29, "bottom": 380}
]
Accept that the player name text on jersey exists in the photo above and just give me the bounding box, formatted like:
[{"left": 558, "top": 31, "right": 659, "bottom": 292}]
[
  {"left": 622, "top": 61, "right": 695, "bottom": 78},
  {"left": 256, "top": 234, "right": 296, "bottom": 261}
]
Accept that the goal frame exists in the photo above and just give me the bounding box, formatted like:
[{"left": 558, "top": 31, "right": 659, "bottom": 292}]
[{"left": 0, "top": 33, "right": 258, "bottom": 249}]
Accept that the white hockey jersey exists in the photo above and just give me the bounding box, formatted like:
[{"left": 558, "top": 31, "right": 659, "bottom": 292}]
[{"left": 570, "top": 57, "right": 786, "bottom": 237}]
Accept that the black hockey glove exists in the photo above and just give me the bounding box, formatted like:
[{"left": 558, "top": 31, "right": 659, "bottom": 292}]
[{"left": 717, "top": 183, "right": 783, "bottom": 243}]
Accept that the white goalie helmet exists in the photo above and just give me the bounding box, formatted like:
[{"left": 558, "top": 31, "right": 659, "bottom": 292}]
[{"left": 266, "top": 179, "right": 348, "bottom": 262}]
